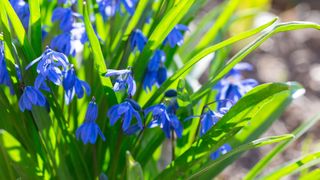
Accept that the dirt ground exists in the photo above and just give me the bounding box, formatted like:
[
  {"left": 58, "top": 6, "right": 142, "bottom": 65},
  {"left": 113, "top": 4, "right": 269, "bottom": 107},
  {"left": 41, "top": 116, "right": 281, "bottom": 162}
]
[{"left": 220, "top": 0, "right": 320, "bottom": 179}]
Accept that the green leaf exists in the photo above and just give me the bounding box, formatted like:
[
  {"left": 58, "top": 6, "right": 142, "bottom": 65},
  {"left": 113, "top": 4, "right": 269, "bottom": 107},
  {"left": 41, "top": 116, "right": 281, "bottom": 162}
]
[
  {"left": 126, "top": 151, "right": 144, "bottom": 180},
  {"left": 193, "top": 0, "right": 240, "bottom": 53},
  {"left": 191, "top": 21, "right": 320, "bottom": 103},
  {"left": 142, "top": 18, "right": 277, "bottom": 108},
  {"left": 82, "top": 2, "right": 113, "bottom": 87},
  {"left": 244, "top": 113, "right": 320, "bottom": 180},
  {"left": 262, "top": 151, "right": 320, "bottom": 179},
  {"left": 0, "top": 0, "right": 36, "bottom": 61},
  {"left": 28, "top": 0, "right": 42, "bottom": 56},
  {"left": 156, "top": 82, "right": 299, "bottom": 178},
  {"left": 299, "top": 169, "right": 320, "bottom": 180},
  {"left": 188, "top": 134, "right": 295, "bottom": 179}
]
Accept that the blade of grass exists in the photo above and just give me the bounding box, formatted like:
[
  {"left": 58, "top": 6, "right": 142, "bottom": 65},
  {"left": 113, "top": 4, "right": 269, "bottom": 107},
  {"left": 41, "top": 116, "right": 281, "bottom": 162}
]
[
  {"left": 0, "top": 0, "right": 36, "bottom": 61},
  {"left": 188, "top": 134, "right": 295, "bottom": 179},
  {"left": 262, "top": 151, "right": 320, "bottom": 179},
  {"left": 244, "top": 113, "right": 320, "bottom": 180},
  {"left": 28, "top": 0, "right": 42, "bottom": 56}
]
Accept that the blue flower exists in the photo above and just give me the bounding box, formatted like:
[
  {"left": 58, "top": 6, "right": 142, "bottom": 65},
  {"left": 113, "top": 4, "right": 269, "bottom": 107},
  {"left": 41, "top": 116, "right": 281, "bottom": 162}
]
[
  {"left": 105, "top": 69, "right": 136, "bottom": 96},
  {"left": 50, "top": 23, "right": 87, "bottom": 56},
  {"left": 130, "top": 29, "right": 147, "bottom": 52},
  {"left": 107, "top": 99, "right": 143, "bottom": 134},
  {"left": 145, "top": 103, "right": 183, "bottom": 138},
  {"left": 52, "top": 7, "right": 82, "bottom": 32},
  {"left": 143, "top": 50, "right": 167, "bottom": 91},
  {"left": 26, "top": 47, "right": 70, "bottom": 88},
  {"left": 58, "top": 0, "right": 77, "bottom": 5},
  {"left": 18, "top": 86, "right": 46, "bottom": 112},
  {"left": 97, "top": 0, "right": 137, "bottom": 20},
  {"left": 76, "top": 98, "right": 106, "bottom": 144},
  {"left": 215, "top": 63, "right": 258, "bottom": 110},
  {"left": 210, "top": 144, "right": 232, "bottom": 160},
  {"left": 10, "top": 0, "right": 30, "bottom": 29},
  {"left": 0, "top": 42, "right": 14, "bottom": 94},
  {"left": 63, "top": 67, "right": 91, "bottom": 104},
  {"left": 164, "top": 24, "right": 188, "bottom": 47}
]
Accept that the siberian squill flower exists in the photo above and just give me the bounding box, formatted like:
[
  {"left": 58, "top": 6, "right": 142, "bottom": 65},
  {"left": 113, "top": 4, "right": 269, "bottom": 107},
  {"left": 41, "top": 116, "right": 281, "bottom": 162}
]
[
  {"left": 18, "top": 86, "right": 46, "bottom": 112},
  {"left": 0, "top": 42, "right": 14, "bottom": 94},
  {"left": 164, "top": 24, "right": 188, "bottom": 47},
  {"left": 210, "top": 144, "right": 232, "bottom": 160},
  {"left": 76, "top": 98, "right": 106, "bottom": 144},
  {"left": 63, "top": 66, "right": 91, "bottom": 104},
  {"left": 10, "top": 0, "right": 30, "bottom": 29},
  {"left": 52, "top": 7, "right": 82, "bottom": 32},
  {"left": 58, "top": 0, "right": 77, "bottom": 5},
  {"left": 97, "top": 0, "right": 137, "bottom": 20},
  {"left": 105, "top": 69, "right": 136, "bottom": 96},
  {"left": 107, "top": 99, "right": 143, "bottom": 134},
  {"left": 25, "top": 47, "right": 70, "bottom": 88},
  {"left": 130, "top": 29, "right": 147, "bottom": 52},
  {"left": 215, "top": 62, "right": 258, "bottom": 110},
  {"left": 145, "top": 103, "right": 183, "bottom": 138},
  {"left": 143, "top": 50, "right": 167, "bottom": 91},
  {"left": 50, "top": 23, "right": 87, "bottom": 57}
]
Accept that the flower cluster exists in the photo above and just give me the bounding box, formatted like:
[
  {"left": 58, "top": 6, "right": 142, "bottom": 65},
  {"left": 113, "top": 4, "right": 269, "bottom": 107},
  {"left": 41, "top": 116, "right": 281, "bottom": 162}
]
[
  {"left": 97, "top": 0, "right": 138, "bottom": 20},
  {"left": 23, "top": 47, "right": 90, "bottom": 110},
  {"left": 50, "top": 7, "right": 87, "bottom": 56},
  {"left": 10, "top": 0, "right": 30, "bottom": 29}
]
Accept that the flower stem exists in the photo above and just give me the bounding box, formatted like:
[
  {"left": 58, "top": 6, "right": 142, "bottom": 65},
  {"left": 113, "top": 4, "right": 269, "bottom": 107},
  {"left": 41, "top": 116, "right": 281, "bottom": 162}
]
[{"left": 171, "top": 130, "right": 175, "bottom": 161}]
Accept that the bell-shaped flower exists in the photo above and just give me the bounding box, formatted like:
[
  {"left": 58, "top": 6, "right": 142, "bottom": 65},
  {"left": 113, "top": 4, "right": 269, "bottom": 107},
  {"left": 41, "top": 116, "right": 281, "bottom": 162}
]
[
  {"left": 26, "top": 47, "right": 70, "bottom": 87},
  {"left": 130, "top": 29, "right": 147, "bottom": 52},
  {"left": 10, "top": 0, "right": 30, "bottom": 29},
  {"left": 105, "top": 69, "right": 136, "bottom": 96},
  {"left": 163, "top": 24, "right": 188, "bottom": 47},
  {"left": 18, "top": 86, "right": 46, "bottom": 112},
  {"left": 97, "top": 0, "right": 137, "bottom": 20},
  {"left": 143, "top": 50, "right": 167, "bottom": 91},
  {"left": 63, "top": 67, "right": 91, "bottom": 104},
  {"left": 145, "top": 103, "right": 183, "bottom": 138},
  {"left": 215, "top": 63, "right": 258, "bottom": 110},
  {"left": 50, "top": 23, "right": 87, "bottom": 57},
  {"left": 76, "top": 98, "right": 106, "bottom": 144},
  {"left": 107, "top": 99, "right": 143, "bottom": 134},
  {"left": 52, "top": 7, "right": 82, "bottom": 32},
  {"left": 210, "top": 144, "right": 232, "bottom": 160},
  {"left": 0, "top": 42, "right": 14, "bottom": 94}
]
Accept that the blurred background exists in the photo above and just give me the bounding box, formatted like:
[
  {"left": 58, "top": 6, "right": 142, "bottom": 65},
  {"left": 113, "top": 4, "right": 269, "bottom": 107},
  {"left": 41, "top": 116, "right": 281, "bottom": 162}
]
[{"left": 211, "top": 0, "right": 320, "bottom": 179}]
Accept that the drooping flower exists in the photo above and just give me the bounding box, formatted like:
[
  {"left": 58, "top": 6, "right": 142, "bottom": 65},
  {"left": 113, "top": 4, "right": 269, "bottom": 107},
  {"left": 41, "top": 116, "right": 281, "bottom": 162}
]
[
  {"left": 107, "top": 99, "right": 143, "bottom": 134},
  {"left": 129, "top": 29, "right": 147, "bottom": 52},
  {"left": 105, "top": 69, "right": 136, "bottom": 96},
  {"left": 143, "top": 50, "right": 167, "bottom": 91},
  {"left": 145, "top": 103, "right": 183, "bottom": 138},
  {"left": 0, "top": 42, "right": 14, "bottom": 94},
  {"left": 76, "top": 98, "right": 106, "bottom": 144},
  {"left": 215, "top": 63, "right": 258, "bottom": 110},
  {"left": 50, "top": 23, "right": 87, "bottom": 57},
  {"left": 97, "top": 0, "right": 137, "bottom": 20},
  {"left": 63, "top": 67, "right": 91, "bottom": 104},
  {"left": 163, "top": 24, "right": 188, "bottom": 47},
  {"left": 10, "top": 0, "right": 30, "bottom": 29},
  {"left": 26, "top": 47, "right": 70, "bottom": 89},
  {"left": 52, "top": 7, "right": 82, "bottom": 32},
  {"left": 18, "top": 86, "right": 46, "bottom": 112},
  {"left": 210, "top": 144, "right": 232, "bottom": 160}
]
